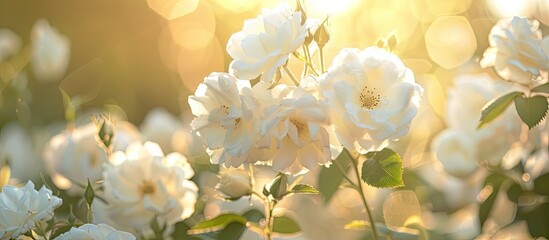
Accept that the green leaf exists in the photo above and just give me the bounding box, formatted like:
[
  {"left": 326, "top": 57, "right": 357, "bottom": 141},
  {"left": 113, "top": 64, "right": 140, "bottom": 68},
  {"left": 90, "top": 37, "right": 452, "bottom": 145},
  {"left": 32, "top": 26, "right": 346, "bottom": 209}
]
[
  {"left": 532, "top": 82, "right": 549, "bottom": 94},
  {"left": 345, "top": 221, "right": 422, "bottom": 240},
  {"left": 361, "top": 148, "right": 404, "bottom": 188},
  {"left": 318, "top": 151, "right": 351, "bottom": 204},
  {"left": 479, "top": 172, "right": 506, "bottom": 228},
  {"left": 534, "top": 173, "right": 549, "bottom": 196},
  {"left": 291, "top": 184, "right": 319, "bottom": 194},
  {"left": 84, "top": 179, "right": 95, "bottom": 207},
  {"left": 242, "top": 209, "right": 265, "bottom": 223},
  {"left": 172, "top": 222, "right": 200, "bottom": 240},
  {"left": 272, "top": 216, "right": 301, "bottom": 234},
  {"left": 49, "top": 223, "right": 72, "bottom": 239},
  {"left": 478, "top": 91, "right": 523, "bottom": 129},
  {"left": 217, "top": 222, "right": 247, "bottom": 240},
  {"left": 188, "top": 214, "right": 247, "bottom": 235},
  {"left": 517, "top": 202, "right": 549, "bottom": 237},
  {"left": 515, "top": 95, "right": 549, "bottom": 129}
]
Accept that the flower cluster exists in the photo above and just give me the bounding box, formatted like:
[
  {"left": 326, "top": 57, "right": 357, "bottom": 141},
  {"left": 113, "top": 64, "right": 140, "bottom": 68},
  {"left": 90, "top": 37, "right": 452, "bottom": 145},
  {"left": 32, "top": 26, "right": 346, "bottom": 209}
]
[
  {"left": 188, "top": 3, "right": 422, "bottom": 175},
  {"left": 481, "top": 16, "right": 549, "bottom": 85},
  {"left": 0, "top": 181, "right": 62, "bottom": 240}
]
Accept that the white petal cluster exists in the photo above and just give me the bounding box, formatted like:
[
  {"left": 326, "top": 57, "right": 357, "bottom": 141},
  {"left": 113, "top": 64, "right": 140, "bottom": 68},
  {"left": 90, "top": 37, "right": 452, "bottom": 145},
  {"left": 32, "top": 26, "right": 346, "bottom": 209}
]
[
  {"left": 432, "top": 74, "right": 521, "bottom": 176},
  {"left": 0, "top": 29, "right": 21, "bottom": 62},
  {"left": 31, "top": 19, "right": 70, "bottom": 82},
  {"left": 0, "top": 181, "right": 62, "bottom": 240},
  {"left": 189, "top": 72, "right": 266, "bottom": 167},
  {"left": 259, "top": 82, "right": 332, "bottom": 175},
  {"left": 102, "top": 142, "right": 198, "bottom": 236},
  {"left": 227, "top": 3, "right": 307, "bottom": 83},
  {"left": 480, "top": 16, "right": 549, "bottom": 85},
  {"left": 54, "top": 224, "right": 135, "bottom": 240},
  {"left": 319, "top": 47, "right": 422, "bottom": 153},
  {"left": 43, "top": 122, "right": 141, "bottom": 194}
]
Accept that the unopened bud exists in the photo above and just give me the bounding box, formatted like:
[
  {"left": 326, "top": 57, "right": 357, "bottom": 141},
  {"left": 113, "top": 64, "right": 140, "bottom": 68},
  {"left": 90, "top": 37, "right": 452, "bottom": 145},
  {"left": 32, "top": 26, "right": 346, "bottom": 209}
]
[
  {"left": 93, "top": 115, "right": 115, "bottom": 153},
  {"left": 216, "top": 168, "right": 252, "bottom": 200},
  {"left": 314, "top": 18, "right": 330, "bottom": 48},
  {"left": 268, "top": 173, "right": 289, "bottom": 200}
]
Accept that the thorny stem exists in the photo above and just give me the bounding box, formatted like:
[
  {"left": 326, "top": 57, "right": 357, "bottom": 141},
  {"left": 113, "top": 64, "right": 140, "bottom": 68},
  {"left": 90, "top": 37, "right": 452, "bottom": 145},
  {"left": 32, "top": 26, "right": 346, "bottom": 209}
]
[
  {"left": 343, "top": 148, "right": 379, "bottom": 240},
  {"left": 283, "top": 65, "right": 300, "bottom": 86},
  {"left": 265, "top": 200, "right": 276, "bottom": 240}
]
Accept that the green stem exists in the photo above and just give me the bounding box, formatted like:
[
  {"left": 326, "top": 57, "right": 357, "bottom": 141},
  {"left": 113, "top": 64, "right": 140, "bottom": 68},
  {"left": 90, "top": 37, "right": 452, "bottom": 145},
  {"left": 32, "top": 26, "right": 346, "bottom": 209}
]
[
  {"left": 344, "top": 149, "right": 379, "bottom": 240},
  {"left": 283, "top": 65, "right": 300, "bottom": 86},
  {"left": 333, "top": 158, "right": 357, "bottom": 188},
  {"left": 87, "top": 204, "right": 93, "bottom": 224},
  {"left": 319, "top": 47, "right": 326, "bottom": 73},
  {"left": 266, "top": 201, "right": 275, "bottom": 240},
  {"left": 302, "top": 46, "right": 309, "bottom": 77}
]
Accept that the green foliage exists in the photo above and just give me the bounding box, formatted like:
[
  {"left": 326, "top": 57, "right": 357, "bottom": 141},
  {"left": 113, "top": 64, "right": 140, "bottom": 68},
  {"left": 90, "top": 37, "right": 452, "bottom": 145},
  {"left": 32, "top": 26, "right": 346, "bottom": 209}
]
[
  {"left": 531, "top": 82, "right": 549, "bottom": 94},
  {"left": 84, "top": 179, "right": 95, "bottom": 207},
  {"left": 534, "top": 173, "right": 549, "bottom": 196},
  {"left": 291, "top": 184, "right": 319, "bottom": 195},
  {"left": 188, "top": 214, "right": 247, "bottom": 235},
  {"left": 318, "top": 150, "right": 351, "bottom": 203},
  {"left": 515, "top": 95, "right": 549, "bottom": 129},
  {"left": 517, "top": 203, "right": 549, "bottom": 238},
  {"left": 272, "top": 216, "right": 301, "bottom": 234},
  {"left": 478, "top": 91, "right": 523, "bottom": 129},
  {"left": 345, "top": 221, "right": 426, "bottom": 240},
  {"left": 479, "top": 172, "right": 506, "bottom": 228},
  {"left": 268, "top": 173, "right": 289, "bottom": 200},
  {"left": 361, "top": 148, "right": 404, "bottom": 188},
  {"left": 171, "top": 222, "right": 200, "bottom": 240}
]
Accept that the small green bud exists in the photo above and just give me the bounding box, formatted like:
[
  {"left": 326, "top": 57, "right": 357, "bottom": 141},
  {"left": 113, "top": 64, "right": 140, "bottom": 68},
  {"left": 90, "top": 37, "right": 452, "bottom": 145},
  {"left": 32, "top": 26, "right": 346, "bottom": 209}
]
[
  {"left": 314, "top": 18, "right": 330, "bottom": 48},
  {"left": 295, "top": 0, "right": 307, "bottom": 26},
  {"left": 268, "top": 173, "right": 289, "bottom": 200},
  {"left": 84, "top": 179, "right": 95, "bottom": 207},
  {"left": 304, "top": 29, "right": 313, "bottom": 46},
  {"left": 386, "top": 31, "right": 398, "bottom": 52},
  {"left": 375, "top": 38, "right": 387, "bottom": 49},
  {"left": 93, "top": 115, "right": 115, "bottom": 153}
]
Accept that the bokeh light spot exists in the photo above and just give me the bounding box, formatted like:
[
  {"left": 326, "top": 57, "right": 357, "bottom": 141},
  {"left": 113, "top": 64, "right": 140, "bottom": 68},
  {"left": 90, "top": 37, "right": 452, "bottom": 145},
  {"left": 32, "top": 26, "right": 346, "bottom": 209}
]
[{"left": 425, "top": 16, "right": 476, "bottom": 69}]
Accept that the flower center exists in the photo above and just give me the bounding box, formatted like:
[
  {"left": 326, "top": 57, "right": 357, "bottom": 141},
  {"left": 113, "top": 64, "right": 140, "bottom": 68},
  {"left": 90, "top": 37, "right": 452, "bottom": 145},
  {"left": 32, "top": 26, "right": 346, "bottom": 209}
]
[
  {"left": 138, "top": 180, "right": 156, "bottom": 196},
  {"left": 291, "top": 119, "right": 306, "bottom": 134},
  {"left": 359, "top": 86, "right": 381, "bottom": 110}
]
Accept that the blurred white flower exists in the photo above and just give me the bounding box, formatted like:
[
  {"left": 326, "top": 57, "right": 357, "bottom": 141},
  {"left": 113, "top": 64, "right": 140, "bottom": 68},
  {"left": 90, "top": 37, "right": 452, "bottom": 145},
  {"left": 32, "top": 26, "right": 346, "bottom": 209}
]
[
  {"left": 435, "top": 74, "right": 521, "bottom": 171},
  {"left": 189, "top": 72, "right": 266, "bottom": 167},
  {"left": 227, "top": 3, "right": 307, "bottom": 83},
  {"left": 31, "top": 19, "right": 70, "bottom": 82},
  {"left": 102, "top": 142, "right": 198, "bottom": 237},
  {"left": 259, "top": 85, "right": 331, "bottom": 175},
  {"left": 55, "top": 223, "right": 136, "bottom": 240},
  {"left": 0, "top": 29, "right": 21, "bottom": 62},
  {"left": 43, "top": 122, "right": 141, "bottom": 194},
  {"left": 320, "top": 47, "right": 422, "bottom": 153},
  {"left": 432, "top": 129, "right": 479, "bottom": 177},
  {"left": 216, "top": 167, "right": 252, "bottom": 199},
  {"left": 480, "top": 16, "right": 549, "bottom": 85},
  {"left": 0, "top": 122, "right": 42, "bottom": 182},
  {"left": 141, "top": 108, "right": 182, "bottom": 153},
  {"left": 44, "top": 123, "right": 106, "bottom": 193},
  {"left": 0, "top": 181, "right": 62, "bottom": 240}
]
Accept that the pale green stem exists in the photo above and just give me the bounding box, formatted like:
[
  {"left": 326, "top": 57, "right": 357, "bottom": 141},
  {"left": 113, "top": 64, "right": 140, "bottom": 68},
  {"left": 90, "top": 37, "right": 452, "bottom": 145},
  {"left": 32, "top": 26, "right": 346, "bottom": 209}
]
[
  {"left": 319, "top": 47, "right": 326, "bottom": 73},
  {"left": 283, "top": 65, "right": 300, "bottom": 86},
  {"left": 343, "top": 148, "right": 379, "bottom": 240}
]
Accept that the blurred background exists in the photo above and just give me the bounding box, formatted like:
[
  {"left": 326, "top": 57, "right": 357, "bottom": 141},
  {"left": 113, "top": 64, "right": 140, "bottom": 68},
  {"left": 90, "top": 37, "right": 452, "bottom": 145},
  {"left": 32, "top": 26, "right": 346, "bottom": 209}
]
[
  {"left": 1, "top": 0, "right": 547, "bottom": 124},
  {"left": 1, "top": 0, "right": 549, "bottom": 239}
]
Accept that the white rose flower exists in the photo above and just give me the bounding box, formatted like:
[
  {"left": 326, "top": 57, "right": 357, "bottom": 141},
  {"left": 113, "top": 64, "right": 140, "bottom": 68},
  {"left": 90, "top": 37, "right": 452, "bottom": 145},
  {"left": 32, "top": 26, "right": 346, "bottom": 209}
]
[
  {"left": 189, "top": 72, "right": 266, "bottom": 167},
  {"left": 0, "top": 29, "right": 21, "bottom": 62},
  {"left": 31, "top": 19, "right": 70, "bottom": 82},
  {"left": 216, "top": 167, "right": 252, "bottom": 199},
  {"left": 432, "top": 129, "right": 479, "bottom": 177},
  {"left": 227, "top": 3, "right": 307, "bottom": 82},
  {"left": 0, "top": 181, "right": 62, "bottom": 240},
  {"left": 102, "top": 142, "right": 198, "bottom": 237},
  {"left": 446, "top": 74, "right": 521, "bottom": 165},
  {"left": 480, "top": 16, "right": 549, "bottom": 85},
  {"left": 54, "top": 224, "right": 135, "bottom": 240},
  {"left": 259, "top": 84, "right": 332, "bottom": 175},
  {"left": 43, "top": 122, "right": 141, "bottom": 194},
  {"left": 319, "top": 47, "right": 422, "bottom": 153}
]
